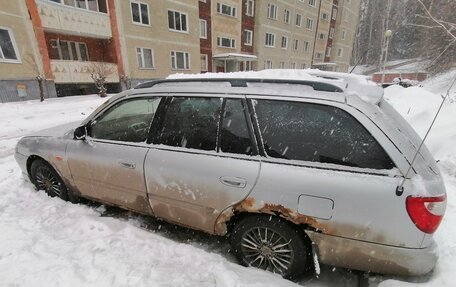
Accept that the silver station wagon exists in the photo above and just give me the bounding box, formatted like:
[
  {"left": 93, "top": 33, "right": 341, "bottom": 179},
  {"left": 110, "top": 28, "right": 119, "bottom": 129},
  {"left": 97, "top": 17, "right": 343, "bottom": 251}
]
[{"left": 15, "top": 71, "right": 447, "bottom": 279}]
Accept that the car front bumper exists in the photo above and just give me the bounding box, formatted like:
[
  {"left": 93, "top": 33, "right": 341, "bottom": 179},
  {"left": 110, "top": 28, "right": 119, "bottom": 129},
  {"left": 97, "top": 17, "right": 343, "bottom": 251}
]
[
  {"left": 307, "top": 230, "right": 438, "bottom": 276},
  {"left": 14, "top": 151, "right": 30, "bottom": 181}
]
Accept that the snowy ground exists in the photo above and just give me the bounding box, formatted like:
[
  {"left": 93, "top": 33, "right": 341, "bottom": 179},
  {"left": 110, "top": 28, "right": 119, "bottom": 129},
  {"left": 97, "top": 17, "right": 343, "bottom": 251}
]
[{"left": 0, "top": 71, "right": 455, "bottom": 286}]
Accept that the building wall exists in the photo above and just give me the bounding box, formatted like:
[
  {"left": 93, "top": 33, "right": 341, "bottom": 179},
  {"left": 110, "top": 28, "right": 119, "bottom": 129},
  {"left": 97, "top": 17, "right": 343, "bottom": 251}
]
[
  {"left": 254, "top": 0, "right": 318, "bottom": 70},
  {"left": 0, "top": 1, "right": 43, "bottom": 80},
  {"left": 241, "top": 0, "right": 255, "bottom": 54},
  {"left": 116, "top": 0, "right": 200, "bottom": 80},
  {"left": 313, "top": 0, "right": 332, "bottom": 64},
  {"left": 0, "top": 0, "right": 57, "bottom": 102},
  {"left": 328, "top": 0, "right": 360, "bottom": 72},
  {"left": 211, "top": 0, "right": 243, "bottom": 71},
  {"left": 199, "top": 0, "right": 213, "bottom": 72}
]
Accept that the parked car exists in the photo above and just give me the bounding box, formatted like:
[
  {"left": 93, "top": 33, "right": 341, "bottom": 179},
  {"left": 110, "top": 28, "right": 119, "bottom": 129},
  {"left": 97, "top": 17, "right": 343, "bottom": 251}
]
[{"left": 15, "top": 72, "right": 446, "bottom": 279}]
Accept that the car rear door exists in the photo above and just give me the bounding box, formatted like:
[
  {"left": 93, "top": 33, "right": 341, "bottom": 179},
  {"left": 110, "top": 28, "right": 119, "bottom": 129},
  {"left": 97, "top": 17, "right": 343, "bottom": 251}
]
[
  {"left": 66, "top": 96, "right": 162, "bottom": 214},
  {"left": 145, "top": 95, "right": 261, "bottom": 234},
  {"left": 246, "top": 96, "right": 425, "bottom": 248}
]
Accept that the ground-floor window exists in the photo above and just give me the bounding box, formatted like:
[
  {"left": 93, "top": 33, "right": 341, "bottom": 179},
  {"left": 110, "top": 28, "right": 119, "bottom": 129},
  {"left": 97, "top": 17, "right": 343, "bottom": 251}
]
[
  {"left": 136, "top": 47, "right": 154, "bottom": 69},
  {"left": 0, "top": 28, "right": 19, "bottom": 62},
  {"left": 171, "top": 51, "right": 190, "bottom": 70}
]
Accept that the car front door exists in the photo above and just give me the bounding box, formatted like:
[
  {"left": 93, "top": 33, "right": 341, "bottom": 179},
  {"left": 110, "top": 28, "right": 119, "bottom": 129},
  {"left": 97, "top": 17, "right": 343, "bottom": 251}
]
[
  {"left": 145, "top": 95, "right": 261, "bottom": 234},
  {"left": 66, "top": 96, "right": 162, "bottom": 214}
]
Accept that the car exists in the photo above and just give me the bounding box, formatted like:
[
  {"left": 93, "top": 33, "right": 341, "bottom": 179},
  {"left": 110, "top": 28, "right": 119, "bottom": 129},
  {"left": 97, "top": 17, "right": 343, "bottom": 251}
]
[{"left": 15, "top": 71, "right": 446, "bottom": 280}]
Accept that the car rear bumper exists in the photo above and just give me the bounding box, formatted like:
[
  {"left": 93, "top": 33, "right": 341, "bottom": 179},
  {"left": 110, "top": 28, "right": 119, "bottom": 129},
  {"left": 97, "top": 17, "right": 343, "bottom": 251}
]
[{"left": 307, "top": 231, "right": 438, "bottom": 276}]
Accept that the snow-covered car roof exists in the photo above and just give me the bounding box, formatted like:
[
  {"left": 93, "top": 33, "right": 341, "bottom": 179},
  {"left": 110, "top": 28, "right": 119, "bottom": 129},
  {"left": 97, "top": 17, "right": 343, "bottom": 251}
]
[{"left": 134, "top": 69, "right": 384, "bottom": 105}]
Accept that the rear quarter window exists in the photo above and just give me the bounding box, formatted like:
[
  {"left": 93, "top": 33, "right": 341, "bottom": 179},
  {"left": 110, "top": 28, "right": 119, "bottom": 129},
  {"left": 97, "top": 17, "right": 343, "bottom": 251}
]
[{"left": 253, "top": 99, "right": 395, "bottom": 170}]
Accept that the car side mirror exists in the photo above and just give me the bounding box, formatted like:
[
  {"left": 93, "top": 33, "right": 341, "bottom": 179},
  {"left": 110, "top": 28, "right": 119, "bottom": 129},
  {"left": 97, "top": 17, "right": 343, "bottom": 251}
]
[{"left": 74, "top": 125, "right": 87, "bottom": 140}]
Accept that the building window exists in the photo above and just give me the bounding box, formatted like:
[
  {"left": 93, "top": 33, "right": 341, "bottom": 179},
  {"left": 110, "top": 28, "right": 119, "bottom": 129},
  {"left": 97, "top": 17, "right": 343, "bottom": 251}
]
[
  {"left": 281, "top": 36, "right": 288, "bottom": 49},
  {"left": 200, "top": 19, "right": 207, "bottom": 38},
  {"left": 265, "top": 33, "right": 275, "bottom": 47},
  {"left": 341, "top": 29, "right": 346, "bottom": 40},
  {"left": 136, "top": 47, "right": 154, "bottom": 69},
  {"left": 0, "top": 28, "right": 19, "bottom": 62},
  {"left": 217, "top": 36, "right": 236, "bottom": 48},
  {"left": 49, "top": 0, "right": 108, "bottom": 13},
  {"left": 168, "top": 10, "right": 188, "bottom": 32},
  {"left": 295, "top": 14, "right": 302, "bottom": 27},
  {"left": 344, "top": 10, "right": 349, "bottom": 22},
  {"left": 321, "top": 12, "right": 328, "bottom": 20},
  {"left": 50, "top": 39, "right": 88, "bottom": 61},
  {"left": 319, "top": 33, "right": 325, "bottom": 40},
  {"left": 332, "top": 8, "right": 337, "bottom": 20},
  {"left": 267, "top": 4, "right": 277, "bottom": 20},
  {"left": 326, "top": 47, "right": 331, "bottom": 57},
  {"left": 171, "top": 51, "right": 190, "bottom": 70},
  {"left": 200, "top": 54, "right": 208, "bottom": 71},
  {"left": 245, "top": 0, "right": 254, "bottom": 16},
  {"left": 329, "top": 27, "right": 335, "bottom": 39},
  {"left": 306, "top": 18, "right": 314, "bottom": 30},
  {"left": 279, "top": 61, "right": 285, "bottom": 68},
  {"left": 217, "top": 3, "right": 236, "bottom": 17},
  {"left": 284, "top": 9, "right": 291, "bottom": 24},
  {"left": 244, "top": 30, "right": 253, "bottom": 45},
  {"left": 291, "top": 62, "right": 296, "bottom": 69},
  {"left": 308, "top": 0, "right": 316, "bottom": 7},
  {"left": 244, "top": 61, "right": 253, "bottom": 71},
  {"left": 337, "top": 48, "right": 343, "bottom": 57},
  {"left": 315, "top": 52, "right": 322, "bottom": 59},
  {"left": 303, "top": 41, "right": 310, "bottom": 53},
  {"left": 293, "top": 39, "right": 299, "bottom": 50},
  {"left": 264, "top": 59, "right": 273, "bottom": 69},
  {"left": 131, "top": 1, "right": 150, "bottom": 25},
  {"left": 301, "top": 63, "right": 306, "bottom": 69}
]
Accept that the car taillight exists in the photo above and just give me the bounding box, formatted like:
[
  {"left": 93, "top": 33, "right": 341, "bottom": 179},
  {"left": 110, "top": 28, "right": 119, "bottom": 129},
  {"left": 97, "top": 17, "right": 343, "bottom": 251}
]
[{"left": 406, "top": 195, "right": 446, "bottom": 234}]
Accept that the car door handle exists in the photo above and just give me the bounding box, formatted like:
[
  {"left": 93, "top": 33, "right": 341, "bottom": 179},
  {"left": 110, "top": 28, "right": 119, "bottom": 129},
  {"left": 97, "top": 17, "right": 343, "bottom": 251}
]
[
  {"left": 118, "top": 160, "right": 136, "bottom": 169},
  {"left": 220, "top": 176, "right": 247, "bottom": 188}
]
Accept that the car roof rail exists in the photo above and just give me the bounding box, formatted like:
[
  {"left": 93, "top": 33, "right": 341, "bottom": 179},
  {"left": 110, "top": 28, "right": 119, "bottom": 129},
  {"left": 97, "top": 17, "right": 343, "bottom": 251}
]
[{"left": 134, "top": 78, "right": 343, "bottom": 92}]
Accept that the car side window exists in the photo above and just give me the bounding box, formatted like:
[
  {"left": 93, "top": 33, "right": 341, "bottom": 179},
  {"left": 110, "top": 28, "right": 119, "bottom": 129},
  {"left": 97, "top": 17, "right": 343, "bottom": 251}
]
[
  {"left": 90, "top": 97, "right": 161, "bottom": 142},
  {"left": 254, "top": 99, "right": 395, "bottom": 170},
  {"left": 220, "top": 99, "right": 254, "bottom": 155},
  {"left": 157, "top": 97, "right": 222, "bottom": 151}
]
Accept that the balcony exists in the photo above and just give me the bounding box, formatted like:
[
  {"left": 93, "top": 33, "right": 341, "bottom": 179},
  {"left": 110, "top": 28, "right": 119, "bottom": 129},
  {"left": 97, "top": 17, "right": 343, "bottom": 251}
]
[
  {"left": 51, "top": 60, "right": 119, "bottom": 84},
  {"left": 36, "top": 0, "right": 112, "bottom": 39}
]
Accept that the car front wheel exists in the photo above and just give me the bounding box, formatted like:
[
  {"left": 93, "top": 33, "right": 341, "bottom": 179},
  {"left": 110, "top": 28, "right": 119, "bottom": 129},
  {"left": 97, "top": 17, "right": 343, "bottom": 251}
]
[
  {"left": 30, "top": 159, "right": 70, "bottom": 201},
  {"left": 230, "top": 215, "right": 310, "bottom": 280}
]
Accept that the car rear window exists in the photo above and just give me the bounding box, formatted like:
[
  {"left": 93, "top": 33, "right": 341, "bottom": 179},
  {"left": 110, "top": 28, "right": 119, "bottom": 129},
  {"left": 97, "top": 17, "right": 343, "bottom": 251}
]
[{"left": 253, "top": 99, "right": 395, "bottom": 170}]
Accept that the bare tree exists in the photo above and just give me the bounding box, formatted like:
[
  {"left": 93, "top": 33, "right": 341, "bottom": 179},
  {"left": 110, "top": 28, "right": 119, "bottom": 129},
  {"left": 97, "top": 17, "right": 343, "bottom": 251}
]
[
  {"left": 25, "top": 54, "right": 46, "bottom": 102},
  {"left": 87, "top": 62, "right": 116, "bottom": 97}
]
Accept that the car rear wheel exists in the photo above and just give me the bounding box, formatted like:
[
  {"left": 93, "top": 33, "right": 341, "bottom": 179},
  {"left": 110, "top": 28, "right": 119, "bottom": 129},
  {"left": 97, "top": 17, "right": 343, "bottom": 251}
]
[
  {"left": 30, "top": 159, "right": 69, "bottom": 201},
  {"left": 230, "top": 215, "right": 310, "bottom": 280}
]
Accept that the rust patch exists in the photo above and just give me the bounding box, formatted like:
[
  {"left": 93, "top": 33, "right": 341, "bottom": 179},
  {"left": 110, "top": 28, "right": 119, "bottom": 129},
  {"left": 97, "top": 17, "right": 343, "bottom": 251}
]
[{"left": 214, "top": 197, "right": 327, "bottom": 235}]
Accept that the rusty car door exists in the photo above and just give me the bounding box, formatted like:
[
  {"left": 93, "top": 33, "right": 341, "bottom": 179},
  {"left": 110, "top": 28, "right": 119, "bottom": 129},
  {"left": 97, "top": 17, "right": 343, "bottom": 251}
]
[{"left": 145, "top": 96, "right": 261, "bottom": 233}]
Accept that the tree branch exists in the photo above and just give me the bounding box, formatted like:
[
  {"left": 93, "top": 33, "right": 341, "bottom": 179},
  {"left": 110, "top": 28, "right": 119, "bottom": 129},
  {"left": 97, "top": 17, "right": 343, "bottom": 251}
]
[{"left": 416, "top": 0, "right": 456, "bottom": 40}]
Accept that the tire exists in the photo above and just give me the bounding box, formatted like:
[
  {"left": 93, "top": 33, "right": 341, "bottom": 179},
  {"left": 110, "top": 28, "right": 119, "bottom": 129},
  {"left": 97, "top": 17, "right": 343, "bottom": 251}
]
[
  {"left": 230, "top": 215, "right": 310, "bottom": 280},
  {"left": 30, "top": 159, "right": 70, "bottom": 201}
]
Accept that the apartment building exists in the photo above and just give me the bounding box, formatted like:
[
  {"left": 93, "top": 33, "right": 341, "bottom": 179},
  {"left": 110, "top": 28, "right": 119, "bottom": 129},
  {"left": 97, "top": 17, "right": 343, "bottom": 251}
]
[
  {"left": 254, "top": 0, "right": 318, "bottom": 70},
  {"left": 0, "top": 0, "right": 359, "bottom": 102},
  {"left": 26, "top": 0, "right": 123, "bottom": 97},
  {"left": 117, "top": 0, "right": 201, "bottom": 86},
  {"left": 328, "top": 0, "right": 360, "bottom": 72},
  {"left": 0, "top": 1, "right": 51, "bottom": 102},
  {"left": 256, "top": 0, "right": 360, "bottom": 72}
]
